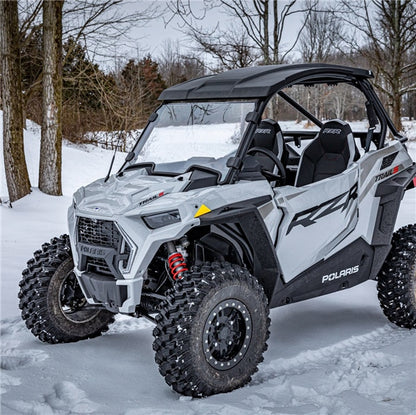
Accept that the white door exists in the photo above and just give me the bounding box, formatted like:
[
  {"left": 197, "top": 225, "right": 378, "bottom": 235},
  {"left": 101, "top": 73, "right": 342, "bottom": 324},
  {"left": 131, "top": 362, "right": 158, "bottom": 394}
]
[{"left": 274, "top": 165, "right": 359, "bottom": 282}]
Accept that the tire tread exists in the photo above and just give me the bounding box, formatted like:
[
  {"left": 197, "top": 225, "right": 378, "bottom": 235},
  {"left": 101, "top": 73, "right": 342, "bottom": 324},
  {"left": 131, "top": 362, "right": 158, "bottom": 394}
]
[
  {"left": 153, "top": 262, "right": 270, "bottom": 397},
  {"left": 18, "top": 234, "right": 115, "bottom": 343},
  {"left": 377, "top": 224, "right": 416, "bottom": 329}
]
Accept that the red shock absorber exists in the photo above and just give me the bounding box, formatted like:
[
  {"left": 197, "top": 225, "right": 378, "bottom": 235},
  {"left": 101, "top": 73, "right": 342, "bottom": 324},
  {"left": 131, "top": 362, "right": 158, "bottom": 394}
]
[{"left": 166, "top": 242, "right": 188, "bottom": 280}]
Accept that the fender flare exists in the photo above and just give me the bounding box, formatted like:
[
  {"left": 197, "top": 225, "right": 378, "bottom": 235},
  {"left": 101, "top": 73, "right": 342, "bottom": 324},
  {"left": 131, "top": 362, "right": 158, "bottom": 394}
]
[
  {"left": 370, "top": 163, "right": 416, "bottom": 278},
  {"left": 198, "top": 196, "right": 284, "bottom": 300}
]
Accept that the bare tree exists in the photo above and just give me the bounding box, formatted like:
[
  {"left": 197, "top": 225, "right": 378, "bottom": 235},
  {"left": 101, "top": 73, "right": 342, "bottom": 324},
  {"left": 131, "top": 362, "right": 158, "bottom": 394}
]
[
  {"left": 190, "top": 27, "right": 259, "bottom": 70},
  {"left": 1, "top": 0, "right": 31, "bottom": 202},
  {"left": 20, "top": 0, "right": 158, "bottom": 118},
  {"left": 33, "top": 1, "right": 159, "bottom": 194},
  {"left": 40, "top": 0, "right": 64, "bottom": 195},
  {"left": 62, "top": 0, "right": 160, "bottom": 62},
  {"left": 220, "top": 0, "right": 317, "bottom": 63},
  {"left": 297, "top": 1, "right": 346, "bottom": 121},
  {"left": 339, "top": 0, "right": 416, "bottom": 131},
  {"left": 168, "top": 0, "right": 317, "bottom": 66},
  {"left": 299, "top": 0, "right": 344, "bottom": 63},
  {"left": 158, "top": 40, "right": 205, "bottom": 85}
]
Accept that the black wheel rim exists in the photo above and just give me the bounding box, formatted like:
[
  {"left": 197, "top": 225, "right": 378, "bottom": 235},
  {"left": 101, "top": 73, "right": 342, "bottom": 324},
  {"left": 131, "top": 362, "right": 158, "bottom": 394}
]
[
  {"left": 59, "top": 271, "right": 100, "bottom": 323},
  {"left": 203, "top": 299, "right": 252, "bottom": 370}
]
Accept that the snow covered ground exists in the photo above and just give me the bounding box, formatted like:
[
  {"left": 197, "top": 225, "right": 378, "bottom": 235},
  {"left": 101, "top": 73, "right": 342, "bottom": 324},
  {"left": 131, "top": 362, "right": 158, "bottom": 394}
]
[{"left": 1, "top": 115, "right": 415, "bottom": 414}]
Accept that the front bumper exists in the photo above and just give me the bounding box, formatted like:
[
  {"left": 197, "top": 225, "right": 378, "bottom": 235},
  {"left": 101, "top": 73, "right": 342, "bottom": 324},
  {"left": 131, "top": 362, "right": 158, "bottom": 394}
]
[
  {"left": 67, "top": 195, "right": 199, "bottom": 314},
  {"left": 77, "top": 271, "right": 143, "bottom": 313}
]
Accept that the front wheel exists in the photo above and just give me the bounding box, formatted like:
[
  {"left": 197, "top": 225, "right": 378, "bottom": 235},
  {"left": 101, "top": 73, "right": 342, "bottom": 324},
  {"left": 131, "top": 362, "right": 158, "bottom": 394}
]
[
  {"left": 153, "top": 262, "right": 270, "bottom": 397},
  {"left": 377, "top": 224, "right": 416, "bottom": 329},
  {"left": 18, "top": 235, "right": 115, "bottom": 343}
]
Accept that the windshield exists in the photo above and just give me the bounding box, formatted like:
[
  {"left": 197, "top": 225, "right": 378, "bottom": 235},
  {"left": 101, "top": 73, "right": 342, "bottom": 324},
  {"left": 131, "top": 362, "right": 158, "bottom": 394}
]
[{"left": 126, "top": 101, "right": 256, "bottom": 179}]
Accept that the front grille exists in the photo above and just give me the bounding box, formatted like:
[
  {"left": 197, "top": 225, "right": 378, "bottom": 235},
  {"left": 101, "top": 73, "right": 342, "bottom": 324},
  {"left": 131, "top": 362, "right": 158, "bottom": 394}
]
[
  {"left": 78, "top": 217, "right": 121, "bottom": 248},
  {"left": 122, "top": 243, "right": 131, "bottom": 269},
  {"left": 86, "top": 257, "right": 113, "bottom": 275},
  {"left": 77, "top": 217, "right": 133, "bottom": 278}
]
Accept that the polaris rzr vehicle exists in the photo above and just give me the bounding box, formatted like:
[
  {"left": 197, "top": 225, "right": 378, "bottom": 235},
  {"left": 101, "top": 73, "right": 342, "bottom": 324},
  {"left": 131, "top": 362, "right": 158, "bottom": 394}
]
[{"left": 19, "top": 64, "right": 416, "bottom": 397}]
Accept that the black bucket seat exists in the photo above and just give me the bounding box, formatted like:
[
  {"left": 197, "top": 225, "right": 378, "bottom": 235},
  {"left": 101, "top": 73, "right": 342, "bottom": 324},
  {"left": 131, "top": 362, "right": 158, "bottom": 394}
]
[{"left": 295, "top": 119, "right": 358, "bottom": 187}]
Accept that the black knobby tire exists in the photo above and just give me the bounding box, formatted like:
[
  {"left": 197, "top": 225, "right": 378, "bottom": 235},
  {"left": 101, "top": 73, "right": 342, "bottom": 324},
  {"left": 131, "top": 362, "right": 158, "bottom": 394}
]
[
  {"left": 18, "top": 234, "right": 115, "bottom": 343},
  {"left": 153, "top": 262, "right": 270, "bottom": 397},
  {"left": 377, "top": 224, "right": 416, "bottom": 329}
]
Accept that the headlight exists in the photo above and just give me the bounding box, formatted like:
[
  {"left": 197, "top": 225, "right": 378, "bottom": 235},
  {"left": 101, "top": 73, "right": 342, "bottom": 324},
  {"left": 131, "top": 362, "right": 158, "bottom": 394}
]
[{"left": 142, "top": 210, "right": 181, "bottom": 229}]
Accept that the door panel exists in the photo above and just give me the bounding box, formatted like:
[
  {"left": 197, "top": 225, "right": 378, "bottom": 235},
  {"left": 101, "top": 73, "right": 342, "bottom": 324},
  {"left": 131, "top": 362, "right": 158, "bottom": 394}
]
[{"left": 274, "top": 165, "right": 359, "bottom": 282}]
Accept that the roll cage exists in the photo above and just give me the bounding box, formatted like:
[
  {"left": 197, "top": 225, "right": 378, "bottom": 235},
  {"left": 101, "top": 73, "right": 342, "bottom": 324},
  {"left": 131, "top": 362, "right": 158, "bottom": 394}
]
[{"left": 119, "top": 64, "right": 407, "bottom": 186}]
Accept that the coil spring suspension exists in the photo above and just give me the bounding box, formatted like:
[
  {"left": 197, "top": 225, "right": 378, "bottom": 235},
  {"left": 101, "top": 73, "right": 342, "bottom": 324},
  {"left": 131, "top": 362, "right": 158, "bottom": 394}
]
[{"left": 168, "top": 251, "right": 188, "bottom": 280}]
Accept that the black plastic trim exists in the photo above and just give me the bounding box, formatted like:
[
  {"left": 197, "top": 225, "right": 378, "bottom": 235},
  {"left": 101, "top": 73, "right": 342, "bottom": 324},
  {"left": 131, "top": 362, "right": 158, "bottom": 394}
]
[
  {"left": 159, "top": 64, "right": 373, "bottom": 101},
  {"left": 270, "top": 238, "right": 374, "bottom": 307},
  {"left": 216, "top": 223, "right": 254, "bottom": 265},
  {"left": 199, "top": 195, "right": 282, "bottom": 299},
  {"left": 199, "top": 195, "right": 272, "bottom": 221},
  {"left": 183, "top": 165, "right": 221, "bottom": 191},
  {"left": 195, "top": 231, "right": 244, "bottom": 267},
  {"left": 78, "top": 272, "right": 128, "bottom": 312},
  {"left": 369, "top": 163, "right": 416, "bottom": 278}
]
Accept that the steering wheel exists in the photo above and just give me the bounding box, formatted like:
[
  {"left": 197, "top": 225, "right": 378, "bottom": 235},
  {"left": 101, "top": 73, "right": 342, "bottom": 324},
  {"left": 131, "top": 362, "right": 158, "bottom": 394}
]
[{"left": 247, "top": 146, "right": 286, "bottom": 185}]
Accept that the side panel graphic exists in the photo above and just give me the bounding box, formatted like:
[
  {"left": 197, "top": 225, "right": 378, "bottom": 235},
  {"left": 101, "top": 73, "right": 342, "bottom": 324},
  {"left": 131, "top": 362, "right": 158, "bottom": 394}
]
[{"left": 274, "top": 165, "right": 359, "bottom": 282}]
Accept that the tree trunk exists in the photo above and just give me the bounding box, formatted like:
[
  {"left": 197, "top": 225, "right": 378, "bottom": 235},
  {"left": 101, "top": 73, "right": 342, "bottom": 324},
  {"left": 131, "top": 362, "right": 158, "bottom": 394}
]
[
  {"left": 39, "top": 0, "right": 63, "bottom": 195},
  {"left": 263, "top": 0, "right": 270, "bottom": 64},
  {"left": 392, "top": 91, "right": 403, "bottom": 132},
  {"left": 1, "top": 0, "right": 31, "bottom": 202},
  {"left": 390, "top": 0, "right": 403, "bottom": 132},
  {"left": 272, "top": 0, "right": 278, "bottom": 63}
]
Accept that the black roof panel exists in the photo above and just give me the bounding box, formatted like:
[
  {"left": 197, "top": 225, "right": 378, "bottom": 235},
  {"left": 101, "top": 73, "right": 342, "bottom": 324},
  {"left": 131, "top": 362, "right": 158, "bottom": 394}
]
[{"left": 159, "top": 63, "right": 373, "bottom": 101}]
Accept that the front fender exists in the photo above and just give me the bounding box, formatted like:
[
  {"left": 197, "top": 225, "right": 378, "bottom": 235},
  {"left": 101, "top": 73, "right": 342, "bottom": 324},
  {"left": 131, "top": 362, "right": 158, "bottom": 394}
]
[{"left": 199, "top": 196, "right": 284, "bottom": 300}]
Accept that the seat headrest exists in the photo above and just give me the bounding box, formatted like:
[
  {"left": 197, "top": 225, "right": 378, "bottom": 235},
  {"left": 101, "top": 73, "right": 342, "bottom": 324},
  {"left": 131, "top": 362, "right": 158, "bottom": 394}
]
[
  {"left": 319, "top": 120, "right": 353, "bottom": 153},
  {"left": 252, "top": 119, "right": 281, "bottom": 150}
]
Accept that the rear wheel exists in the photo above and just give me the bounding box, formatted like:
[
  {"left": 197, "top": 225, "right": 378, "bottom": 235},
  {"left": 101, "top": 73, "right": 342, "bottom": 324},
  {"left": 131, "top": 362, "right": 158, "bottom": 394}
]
[
  {"left": 153, "top": 262, "right": 270, "bottom": 397},
  {"left": 18, "top": 235, "right": 115, "bottom": 343},
  {"left": 377, "top": 224, "right": 416, "bottom": 329}
]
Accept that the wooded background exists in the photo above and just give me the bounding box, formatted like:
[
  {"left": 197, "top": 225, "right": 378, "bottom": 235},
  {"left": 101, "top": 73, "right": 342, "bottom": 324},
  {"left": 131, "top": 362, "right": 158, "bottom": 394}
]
[{"left": 1, "top": 0, "right": 415, "bottom": 202}]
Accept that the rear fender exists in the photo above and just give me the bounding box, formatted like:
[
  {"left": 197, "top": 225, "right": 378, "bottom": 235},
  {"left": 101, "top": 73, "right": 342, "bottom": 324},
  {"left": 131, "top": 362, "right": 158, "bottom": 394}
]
[
  {"left": 405, "top": 172, "right": 416, "bottom": 191},
  {"left": 370, "top": 163, "right": 416, "bottom": 278}
]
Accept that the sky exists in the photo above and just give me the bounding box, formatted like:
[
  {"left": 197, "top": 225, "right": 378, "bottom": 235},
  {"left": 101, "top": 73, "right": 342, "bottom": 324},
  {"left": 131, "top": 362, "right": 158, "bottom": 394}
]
[
  {"left": 122, "top": 1, "right": 223, "bottom": 56},
  {"left": 99, "top": 0, "right": 305, "bottom": 69}
]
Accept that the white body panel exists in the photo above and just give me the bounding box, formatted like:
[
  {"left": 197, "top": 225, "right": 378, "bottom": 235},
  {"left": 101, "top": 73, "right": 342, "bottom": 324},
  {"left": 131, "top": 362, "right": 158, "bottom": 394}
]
[{"left": 274, "top": 165, "right": 358, "bottom": 281}]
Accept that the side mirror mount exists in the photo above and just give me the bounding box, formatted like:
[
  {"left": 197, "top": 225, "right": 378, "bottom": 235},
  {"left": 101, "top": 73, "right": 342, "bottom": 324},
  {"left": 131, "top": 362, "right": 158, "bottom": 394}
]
[
  {"left": 226, "top": 156, "right": 242, "bottom": 169},
  {"left": 125, "top": 151, "right": 135, "bottom": 162}
]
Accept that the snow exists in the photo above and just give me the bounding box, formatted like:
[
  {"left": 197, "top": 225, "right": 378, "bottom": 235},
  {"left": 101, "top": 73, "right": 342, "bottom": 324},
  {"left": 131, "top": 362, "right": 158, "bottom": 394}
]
[
  {"left": 0, "top": 119, "right": 126, "bottom": 198},
  {"left": 5, "top": 381, "right": 100, "bottom": 414},
  {"left": 83, "top": 130, "right": 141, "bottom": 152},
  {"left": 403, "top": 120, "right": 416, "bottom": 140},
  {"left": 1, "top": 113, "right": 416, "bottom": 414}
]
